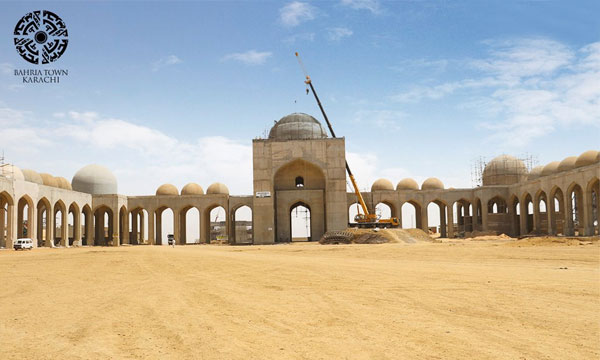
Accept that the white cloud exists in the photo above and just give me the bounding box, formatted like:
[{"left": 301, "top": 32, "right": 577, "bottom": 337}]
[
  {"left": 0, "top": 63, "right": 13, "bottom": 75},
  {"left": 388, "top": 58, "right": 449, "bottom": 75},
  {"left": 340, "top": 0, "right": 381, "bottom": 14},
  {"left": 0, "top": 108, "right": 253, "bottom": 196},
  {"left": 283, "top": 32, "right": 315, "bottom": 44},
  {"left": 0, "top": 107, "right": 29, "bottom": 127},
  {"left": 352, "top": 110, "right": 404, "bottom": 130},
  {"left": 151, "top": 55, "right": 182, "bottom": 72},
  {"left": 222, "top": 50, "right": 273, "bottom": 65},
  {"left": 327, "top": 27, "right": 353, "bottom": 41},
  {"left": 470, "top": 38, "right": 574, "bottom": 84},
  {"left": 391, "top": 38, "right": 600, "bottom": 147},
  {"left": 279, "top": 2, "right": 316, "bottom": 27}
]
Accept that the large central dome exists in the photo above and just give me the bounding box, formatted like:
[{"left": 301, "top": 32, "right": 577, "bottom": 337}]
[{"left": 268, "top": 113, "right": 328, "bottom": 140}]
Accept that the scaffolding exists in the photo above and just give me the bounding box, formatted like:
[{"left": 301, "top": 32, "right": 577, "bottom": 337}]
[
  {"left": 471, "top": 153, "right": 539, "bottom": 187},
  {"left": 0, "top": 150, "right": 14, "bottom": 180}
]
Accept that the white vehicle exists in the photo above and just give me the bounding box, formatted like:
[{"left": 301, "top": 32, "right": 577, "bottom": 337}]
[{"left": 14, "top": 238, "right": 33, "bottom": 250}]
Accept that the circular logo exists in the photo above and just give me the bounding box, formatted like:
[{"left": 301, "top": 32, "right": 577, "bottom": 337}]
[{"left": 14, "top": 10, "right": 68, "bottom": 65}]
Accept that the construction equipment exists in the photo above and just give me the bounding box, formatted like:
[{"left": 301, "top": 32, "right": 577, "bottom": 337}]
[{"left": 295, "top": 52, "right": 399, "bottom": 228}]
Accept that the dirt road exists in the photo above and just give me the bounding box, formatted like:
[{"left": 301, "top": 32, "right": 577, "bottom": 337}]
[{"left": 1, "top": 240, "right": 598, "bottom": 359}]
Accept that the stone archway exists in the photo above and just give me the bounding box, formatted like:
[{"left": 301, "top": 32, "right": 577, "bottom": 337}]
[{"left": 274, "top": 159, "right": 326, "bottom": 243}]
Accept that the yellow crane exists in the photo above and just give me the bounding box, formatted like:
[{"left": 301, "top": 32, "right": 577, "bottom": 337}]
[{"left": 295, "top": 52, "right": 399, "bottom": 228}]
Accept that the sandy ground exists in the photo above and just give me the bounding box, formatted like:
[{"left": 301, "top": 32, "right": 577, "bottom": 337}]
[{"left": 1, "top": 238, "right": 598, "bottom": 359}]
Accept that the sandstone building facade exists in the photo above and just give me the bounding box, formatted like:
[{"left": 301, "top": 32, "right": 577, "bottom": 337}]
[{"left": 1, "top": 113, "right": 598, "bottom": 248}]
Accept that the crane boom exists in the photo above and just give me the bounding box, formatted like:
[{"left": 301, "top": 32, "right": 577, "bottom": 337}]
[{"left": 295, "top": 52, "right": 372, "bottom": 219}]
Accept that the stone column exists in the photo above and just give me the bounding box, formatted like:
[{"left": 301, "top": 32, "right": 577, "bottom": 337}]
[
  {"left": 111, "top": 211, "right": 119, "bottom": 246},
  {"left": 225, "top": 208, "right": 231, "bottom": 244},
  {"left": 547, "top": 198, "right": 556, "bottom": 235},
  {"left": 472, "top": 200, "right": 480, "bottom": 231},
  {"left": 420, "top": 206, "right": 428, "bottom": 233},
  {"left": 519, "top": 200, "right": 528, "bottom": 236},
  {"left": 457, "top": 204, "right": 463, "bottom": 232},
  {"left": 131, "top": 210, "right": 138, "bottom": 244},
  {"left": 507, "top": 202, "right": 516, "bottom": 236},
  {"left": 122, "top": 210, "right": 129, "bottom": 245},
  {"left": 148, "top": 211, "right": 155, "bottom": 245},
  {"left": 439, "top": 204, "right": 447, "bottom": 238},
  {"left": 29, "top": 204, "right": 37, "bottom": 246},
  {"left": 200, "top": 208, "right": 209, "bottom": 244},
  {"left": 533, "top": 199, "right": 541, "bottom": 232},
  {"left": 17, "top": 203, "right": 24, "bottom": 238},
  {"left": 583, "top": 190, "right": 593, "bottom": 236},
  {"left": 447, "top": 204, "right": 454, "bottom": 238},
  {"left": 481, "top": 202, "right": 489, "bottom": 232},
  {"left": 156, "top": 211, "right": 162, "bottom": 245},
  {"left": 139, "top": 212, "right": 145, "bottom": 243},
  {"left": 173, "top": 210, "right": 182, "bottom": 245},
  {"left": 397, "top": 201, "right": 403, "bottom": 229},
  {"left": 564, "top": 192, "right": 574, "bottom": 236},
  {"left": 46, "top": 204, "right": 54, "bottom": 247},
  {"left": 36, "top": 207, "right": 43, "bottom": 247},
  {"left": 7, "top": 203, "right": 16, "bottom": 249},
  {"left": 0, "top": 202, "right": 5, "bottom": 248},
  {"left": 94, "top": 211, "right": 102, "bottom": 246},
  {"left": 61, "top": 210, "right": 68, "bottom": 247},
  {"left": 85, "top": 211, "right": 93, "bottom": 246}
]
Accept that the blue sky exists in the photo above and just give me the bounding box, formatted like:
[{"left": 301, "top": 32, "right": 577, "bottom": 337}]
[{"left": 1, "top": 0, "right": 599, "bottom": 197}]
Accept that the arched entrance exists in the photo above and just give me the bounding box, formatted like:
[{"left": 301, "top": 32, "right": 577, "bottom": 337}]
[
  {"left": 204, "top": 205, "right": 227, "bottom": 244},
  {"left": 453, "top": 199, "right": 472, "bottom": 235},
  {"left": 0, "top": 191, "right": 14, "bottom": 248},
  {"left": 156, "top": 206, "right": 174, "bottom": 245},
  {"left": 68, "top": 203, "right": 80, "bottom": 246},
  {"left": 93, "top": 206, "right": 114, "bottom": 246},
  {"left": 274, "top": 159, "right": 325, "bottom": 243},
  {"left": 427, "top": 200, "right": 447, "bottom": 237},
  {"left": 81, "top": 205, "right": 92, "bottom": 245},
  {"left": 401, "top": 200, "right": 421, "bottom": 229},
  {"left": 534, "top": 191, "right": 548, "bottom": 234},
  {"left": 523, "top": 193, "right": 534, "bottom": 234},
  {"left": 54, "top": 200, "right": 67, "bottom": 247},
  {"left": 587, "top": 178, "right": 599, "bottom": 235},
  {"left": 231, "top": 205, "right": 252, "bottom": 244},
  {"left": 549, "top": 187, "right": 564, "bottom": 235},
  {"left": 119, "top": 206, "right": 128, "bottom": 245},
  {"left": 566, "top": 183, "right": 584, "bottom": 235},
  {"left": 36, "top": 198, "right": 51, "bottom": 247},
  {"left": 291, "top": 202, "right": 311, "bottom": 242},
  {"left": 129, "top": 207, "right": 147, "bottom": 245},
  {"left": 180, "top": 206, "right": 200, "bottom": 244},
  {"left": 17, "top": 195, "right": 34, "bottom": 239}
]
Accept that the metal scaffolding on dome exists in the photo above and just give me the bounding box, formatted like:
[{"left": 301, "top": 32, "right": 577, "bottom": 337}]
[{"left": 471, "top": 153, "right": 539, "bottom": 187}]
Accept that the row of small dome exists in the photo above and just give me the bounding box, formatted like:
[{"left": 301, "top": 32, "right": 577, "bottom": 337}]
[
  {"left": 0, "top": 164, "right": 118, "bottom": 195},
  {"left": 529, "top": 150, "right": 600, "bottom": 180},
  {"left": 0, "top": 165, "right": 74, "bottom": 190},
  {"left": 156, "top": 182, "right": 229, "bottom": 196},
  {"left": 371, "top": 177, "right": 445, "bottom": 192},
  {"left": 481, "top": 151, "right": 599, "bottom": 186}
]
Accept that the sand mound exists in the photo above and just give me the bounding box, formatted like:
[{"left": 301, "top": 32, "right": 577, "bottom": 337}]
[
  {"left": 465, "top": 233, "right": 513, "bottom": 241},
  {"left": 320, "top": 228, "right": 433, "bottom": 245},
  {"left": 504, "top": 236, "right": 599, "bottom": 247}
]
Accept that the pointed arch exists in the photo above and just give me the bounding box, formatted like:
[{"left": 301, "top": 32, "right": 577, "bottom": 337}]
[
  {"left": 17, "top": 195, "right": 34, "bottom": 239},
  {"left": 68, "top": 202, "right": 80, "bottom": 246}
]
